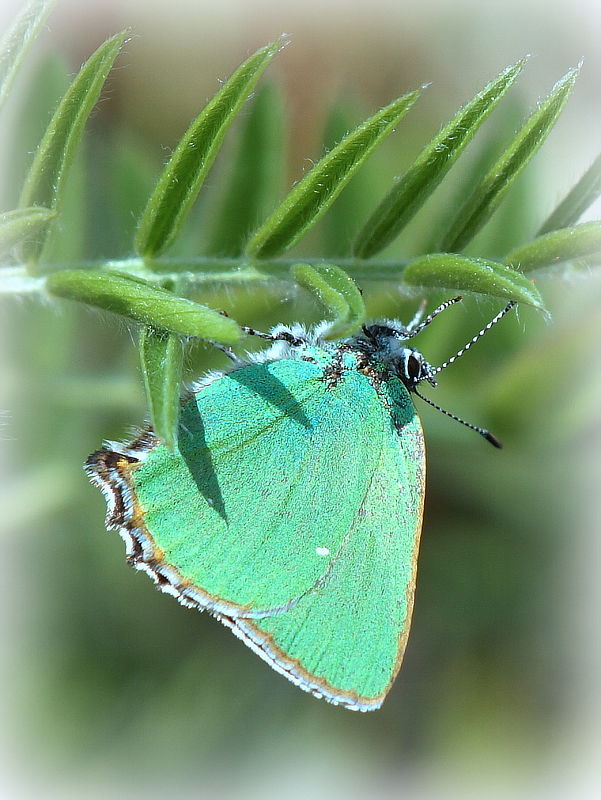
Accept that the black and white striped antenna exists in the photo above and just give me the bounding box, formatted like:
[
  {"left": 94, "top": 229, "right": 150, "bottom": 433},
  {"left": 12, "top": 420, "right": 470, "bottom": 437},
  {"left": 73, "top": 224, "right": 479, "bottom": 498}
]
[
  {"left": 427, "top": 300, "right": 517, "bottom": 378},
  {"left": 413, "top": 387, "right": 503, "bottom": 448},
  {"left": 415, "top": 299, "right": 517, "bottom": 448}
]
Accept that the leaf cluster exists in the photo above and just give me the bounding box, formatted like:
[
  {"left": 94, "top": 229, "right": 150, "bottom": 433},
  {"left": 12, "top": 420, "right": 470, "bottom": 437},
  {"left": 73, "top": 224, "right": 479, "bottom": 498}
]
[{"left": 1, "top": 1, "right": 600, "bottom": 446}]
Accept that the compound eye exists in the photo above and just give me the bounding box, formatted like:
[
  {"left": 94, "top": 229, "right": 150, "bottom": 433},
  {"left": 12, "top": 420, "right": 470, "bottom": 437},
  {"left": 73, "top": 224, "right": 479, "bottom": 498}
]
[{"left": 407, "top": 353, "right": 423, "bottom": 382}]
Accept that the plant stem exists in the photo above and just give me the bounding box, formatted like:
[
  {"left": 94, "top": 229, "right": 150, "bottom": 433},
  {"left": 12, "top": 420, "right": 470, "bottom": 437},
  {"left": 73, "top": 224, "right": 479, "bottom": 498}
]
[{"left": 0, "top": 256, "right": 412, "bottom": 294}]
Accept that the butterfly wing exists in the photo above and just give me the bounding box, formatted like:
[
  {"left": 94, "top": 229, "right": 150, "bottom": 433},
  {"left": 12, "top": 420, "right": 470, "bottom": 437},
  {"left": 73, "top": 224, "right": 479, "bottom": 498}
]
[
  {"left": 88, "top": 358, "right": 388, "bottom": 618},
  {"left": 225, "top": 379, "right": 425, "bottom": 710}
]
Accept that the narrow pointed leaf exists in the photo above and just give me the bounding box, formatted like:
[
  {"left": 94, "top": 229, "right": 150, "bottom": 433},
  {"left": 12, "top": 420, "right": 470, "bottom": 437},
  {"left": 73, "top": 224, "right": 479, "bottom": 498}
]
[
  {"left": 140, "top": 327, "right": 184, "bottom": 451},
  {"left": 538, "top": 152, "right": 601, "bottom": 234},
  {"left": 292, "top": 262, "right": 366, "bottom": 339},
  {"left": 206, "top": 83, "right": 284, "bottom": 256},
  {"left": 42, "top": 144, "right": 87, "bottom": 263},
  {"left": 441, "top": 66, "right": 580, "bottom": 253},
  {"left": 0, "top": 206, "right": 55, "bottom": 256},
  {"left": 19, "top": 31, "right": 127, "bottom": 264},
  {"left": 0, "top": 0, "right": 54, "bottom": 113},
  {"left": 246, "top": 90, "right": 420, "bottom": 260},
  {"left": 354, "top": 59, "right": 526, "bottom": 259},
  {"left": 466, "top": 97, "right": 535, "bottom": 257},
  {"left": 45, "top": 270, "right": 242, "bottom": 343},
  {"left": 403, "top": 253, "right": 544, "bottom": 308},
  {"left": 136, "top": 41, "right": 281, "bottom": 259},
  {"left": 419, "top": 98, "right": 525, "bottom": 255},
  {"left": 7, "top": 53, "right": 71, "bottom": 207},
  {"left": 504, "top": 221, "right": 601, "bottom": 272}
]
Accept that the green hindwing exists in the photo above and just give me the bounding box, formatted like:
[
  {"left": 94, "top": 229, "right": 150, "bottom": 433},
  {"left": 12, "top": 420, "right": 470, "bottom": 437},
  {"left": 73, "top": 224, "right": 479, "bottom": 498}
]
[
  {"left": 87, "top": 347, "right": 425, "bottom": 710},
  {"left": 229, "top": 374, "right": 425, "bottom": 710}
]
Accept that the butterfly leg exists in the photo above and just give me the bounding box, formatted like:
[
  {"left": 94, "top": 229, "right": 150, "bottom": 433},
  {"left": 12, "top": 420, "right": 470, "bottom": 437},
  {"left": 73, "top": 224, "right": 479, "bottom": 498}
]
[
  {"left": 209, "top": 342, "right": 243, "bottom": 364},
  {"left": 241, "top": 326, "right": 307, "bottom": 347}
]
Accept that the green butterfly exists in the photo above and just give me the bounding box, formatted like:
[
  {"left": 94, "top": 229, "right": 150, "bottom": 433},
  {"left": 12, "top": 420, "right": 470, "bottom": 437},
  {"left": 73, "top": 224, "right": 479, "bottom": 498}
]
[{"left": 86, "top": 298, "right": 514, "bottom": 710}]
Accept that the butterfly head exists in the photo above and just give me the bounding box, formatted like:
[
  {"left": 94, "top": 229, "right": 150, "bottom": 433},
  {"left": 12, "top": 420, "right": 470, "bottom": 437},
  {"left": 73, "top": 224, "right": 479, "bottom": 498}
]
[{"left": 360, "top": 323, "right": 437, "bottom": 390}]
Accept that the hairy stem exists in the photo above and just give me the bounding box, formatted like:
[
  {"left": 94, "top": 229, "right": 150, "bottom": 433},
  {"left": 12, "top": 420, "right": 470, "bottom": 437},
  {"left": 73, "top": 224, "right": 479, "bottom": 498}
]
[{"left": 0, "top": 256, "right": 412, "bottom": 294}]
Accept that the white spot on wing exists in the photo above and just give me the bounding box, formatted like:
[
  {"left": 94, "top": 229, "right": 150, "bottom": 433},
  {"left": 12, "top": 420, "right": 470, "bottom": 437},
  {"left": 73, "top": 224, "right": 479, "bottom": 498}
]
[{"left": 316, "top": 546, "right": 330, "bottom": 557}]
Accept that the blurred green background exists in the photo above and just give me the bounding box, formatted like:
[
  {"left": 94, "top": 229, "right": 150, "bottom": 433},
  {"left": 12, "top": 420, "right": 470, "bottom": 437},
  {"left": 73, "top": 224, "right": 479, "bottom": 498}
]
[{"left": 1, "top": 0, "right": 600, "bottom": 797}]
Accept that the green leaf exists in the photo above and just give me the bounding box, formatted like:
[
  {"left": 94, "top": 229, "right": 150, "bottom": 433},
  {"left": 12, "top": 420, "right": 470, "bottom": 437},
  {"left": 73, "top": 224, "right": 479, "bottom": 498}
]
[
  {"left": 403, "top": 253, "right": 544, "bottom": 308},
  {"left": 18, "top": 31, "right": 127, "bottom": 265},
  {"left": 441, "top": 66, "right": 580, "bottom": 253},
  {"left": 45, "top": 270, "right": 242, "bottom": 343},
  {"left": 292, "top": 263, "right": 366, "bottom": 339},
  {"left": 42, "top": 142, "right": 87, "bottom": 263},
  {"left": 464, "top": 97, "right": 536, "bottom": 257},
  {"left": 206, "top": 83, "right": 284, "bottom": 257},
  {"left": 246, "top": 89, "right": 420, "bottom": 260},
  {"left": 6, "top": 53, "right": 71, "bottom": 207},
  {"left": 140, "top": 327, "right": 184, "bottom": 451},
  {"left": 135, "top": 40, "right": 281, "bottom": 259},
  {"left": 0, "top": 0, "right": 54, "bottom": 113},
  {"left": 504, "top": 221, "right": 601, "bottom": 272},
  {"left": 538, "top": 152, "right": 601, "bottom": 234},
  {"left": 418, "top": 98, "right": 525, "bottom": 255},
  {"left": 0, "top": 207, "right": 55, "bottom": 257},
  {"left": 353, "top": 59, "right": 526, "bottom": 259}
]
